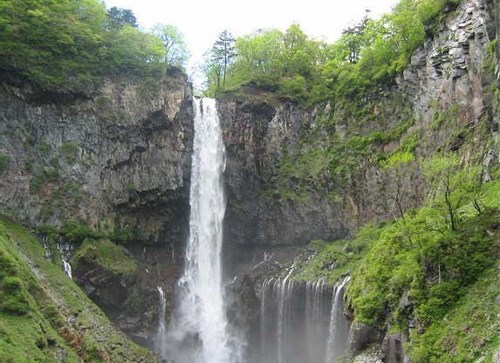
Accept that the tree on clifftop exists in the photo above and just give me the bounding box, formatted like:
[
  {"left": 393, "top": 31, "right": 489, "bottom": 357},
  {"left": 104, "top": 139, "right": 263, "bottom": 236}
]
[
  {"left": 152, "top": 24, "right": 189, "bottom": 68},
  {"left": 210, "top": 30, "right": 237, "bottom": 90},
  {"left": 107, "top": 7, "right": 138, "bottom": 29}
]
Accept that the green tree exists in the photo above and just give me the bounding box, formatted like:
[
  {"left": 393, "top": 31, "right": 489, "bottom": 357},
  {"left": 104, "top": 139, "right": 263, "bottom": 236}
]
[
  {"left": 0, "top": 0, "right": 177, "bottom": 90},
  {"left": 340, "top": 11, "right": 370, "bottom": 63},
  {"left": 151, "top": 24, "right": 189, "bottom": 68},
  {"left": 107, "top": 7, "right": 138, "bottom": 29},
  {"left": 210, "top": 30, "right": 237, "bottom": 89}
]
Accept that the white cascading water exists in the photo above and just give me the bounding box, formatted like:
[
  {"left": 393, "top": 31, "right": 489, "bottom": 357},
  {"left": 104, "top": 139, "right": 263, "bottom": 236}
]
[
  {"left": 57, "top": 241, "right": 73, "bottom": 279},
  {"left": 305, "top": 279, "right": 330, "bottom": 360},
  {"left": 325, "top": 276, "right": 351, "bottom": 363},
  {"left": 62, "top": 258, "right": 72, "bottom": 279},
  {"left": 164, "top": 98, "right": 233, "bottom": 363},
  {"left": 155, "top": 286, "right": 167, "bottom": 357},
  {"left": 258, "top": 275, "right": 350, "bottom": 363}
]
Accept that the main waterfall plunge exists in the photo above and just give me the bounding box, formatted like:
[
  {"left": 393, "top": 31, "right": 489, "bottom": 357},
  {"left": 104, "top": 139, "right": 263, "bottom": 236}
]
[
  {"left": 160, "top": 98, "right": 237, "bottom": 363},
  {"left": 155, "top": 98, "right": 351, "bottom": 363}
]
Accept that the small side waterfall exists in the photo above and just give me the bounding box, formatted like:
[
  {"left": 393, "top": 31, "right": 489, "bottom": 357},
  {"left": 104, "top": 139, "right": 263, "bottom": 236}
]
[
  {"left": 258, "top": 276, "right": 351, "bottom": 363},
  {"left": 57, "top": 241, "right": 73, "bottom": 279},
  {"left": 62, "top": 258, "right": 72, "bottom": 279},
  {"left": 164, "top": 98, "right": 237, "bottom": 363},
  {"left": 325, "top": 276, "right": 351, "bottom": 363},
  {"left": 155, "top": 287, "right": 167, "bottom": 357}
]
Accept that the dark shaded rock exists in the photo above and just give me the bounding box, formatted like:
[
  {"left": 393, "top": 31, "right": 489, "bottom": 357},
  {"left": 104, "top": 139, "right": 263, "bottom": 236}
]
[
  {"left": 347, "top": 322, "right": 382, "bottom": 356},
  {"left": 381, "top": 333, "right": 409, "bottom": 363},
  {"left": 0, "top": 72, "right": 194, "bottom": 246}
]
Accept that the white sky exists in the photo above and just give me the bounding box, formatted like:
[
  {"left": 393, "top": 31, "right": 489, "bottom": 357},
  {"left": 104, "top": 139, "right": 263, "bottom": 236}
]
[{"left": 104, "top": 0, "right": 400, "bottom": 83}]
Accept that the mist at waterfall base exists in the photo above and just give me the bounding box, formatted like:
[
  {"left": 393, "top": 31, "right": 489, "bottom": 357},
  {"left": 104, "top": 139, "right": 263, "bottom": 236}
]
[{"left": 153, "top": 98, "right": 351, "bottom": 363}]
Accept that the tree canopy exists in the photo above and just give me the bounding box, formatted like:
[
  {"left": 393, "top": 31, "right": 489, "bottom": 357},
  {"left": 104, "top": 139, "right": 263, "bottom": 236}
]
[
  {"left": 203, "top": 0, "right": 462, "bottom": 106},
  {"left": 0, "top": 0, "right": 189, "bottom": 91}
]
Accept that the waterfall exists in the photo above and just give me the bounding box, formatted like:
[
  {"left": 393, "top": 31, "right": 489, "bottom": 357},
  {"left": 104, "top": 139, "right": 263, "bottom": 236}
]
[
  {"left": 62, "top": 259, "right": 72, "bottom": 279},
  {"left": 325, "top": 276, "right": 351, "bottom": 363},
  {"left": 258, "top": 276, "right": 335, "bottom": 363},
  {"left": 257, "top": 275, "right": 351, "bottom": 363},
  {"left": 56, "top": 240, "right": 72, "bottom": 279},
  {"left": 155, "top": 286, "right": 167, "bottom": 357},
  {"left": 165, "top": 98, "right": 234, "bottom": 363},
  {"left": 305, "top": 279, "right": 330, "bottom": 360}
]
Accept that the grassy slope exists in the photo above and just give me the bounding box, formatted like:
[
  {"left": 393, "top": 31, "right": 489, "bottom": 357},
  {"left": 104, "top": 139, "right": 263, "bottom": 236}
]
[{"left": 0, "top": 216, "right": 160, "bottom": 363}]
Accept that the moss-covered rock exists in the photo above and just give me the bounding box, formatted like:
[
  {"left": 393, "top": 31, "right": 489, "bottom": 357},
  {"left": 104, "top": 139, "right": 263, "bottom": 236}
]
[{"left": 72, "top": 238, "right": 137, "bottom": 275}]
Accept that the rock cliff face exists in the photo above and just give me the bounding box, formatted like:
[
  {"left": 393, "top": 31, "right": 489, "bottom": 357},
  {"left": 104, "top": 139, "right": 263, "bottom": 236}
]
[
  {"left": 219, "top": 0, "right": 498, "bottom": 257},
  {"left": 218, "top": 100, "right": 346, "bottom": 256},
  {"left": 0, "top": 69, "right": 193, "bottom": 245},
  {"left": 0, "top": 69, "right": 194, "bottom": 344}
]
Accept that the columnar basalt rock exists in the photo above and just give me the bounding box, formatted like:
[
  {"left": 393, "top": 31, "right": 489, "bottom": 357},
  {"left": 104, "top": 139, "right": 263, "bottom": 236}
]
[{"left": 0, "top": 70, "right": 194, "bottom": 245}]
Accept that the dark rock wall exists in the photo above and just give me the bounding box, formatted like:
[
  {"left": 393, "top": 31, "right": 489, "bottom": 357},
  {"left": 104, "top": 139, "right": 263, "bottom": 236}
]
[{"left": 0, "top": 71, "right": 193, "bottom": 246}]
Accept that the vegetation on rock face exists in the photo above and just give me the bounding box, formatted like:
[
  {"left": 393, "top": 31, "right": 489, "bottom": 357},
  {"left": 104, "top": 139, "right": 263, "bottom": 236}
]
[
  {"left": 295, "top": 163, "right": 500, "bottom": 361},
  {"left": 72, "top": 238, "right": 137, "bottom": 275},
  {"left": 0, "top": 216, "right": 159, "bottom": 363},
  {"left": 0, "top": 0, "right": 187, "bottom": 92}
]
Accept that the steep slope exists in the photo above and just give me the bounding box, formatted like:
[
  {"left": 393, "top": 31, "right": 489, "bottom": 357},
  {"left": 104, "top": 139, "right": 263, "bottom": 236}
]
[{"left": 0, "top": 216, "right": 161, "bottom": 362}]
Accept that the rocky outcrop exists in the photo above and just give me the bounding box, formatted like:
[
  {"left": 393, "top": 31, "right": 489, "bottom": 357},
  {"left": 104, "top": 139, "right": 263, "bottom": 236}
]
[{"left": 0, "top": 69, "right": 193, "bottom": 245}]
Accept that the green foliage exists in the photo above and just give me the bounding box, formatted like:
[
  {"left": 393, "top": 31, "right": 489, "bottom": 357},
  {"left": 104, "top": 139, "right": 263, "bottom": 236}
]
[
  {"left": 0, "top": 276, "right": 30, "bottom": 315},
  {"left": 0, "top": 217, "right": 158, "bottom": 362},
  {"left": 0, "top": 0, "right": 185, "bottom": 91},
  {"left": 275, "top": 116, "right": 414, "bottom": 201},
  {"left": 205, "top": 24, "right": 327, "bottom": 105},
  {"left": 381, "top": 151, "right": 416, "bottom": 169},
  {"left": 151, "top": 24, "right": 189, "bottom": 68},
  {"left": 299, "top": 156, "right": 500, "bottom": 346},
  {"left": 127, "top": 181, "right": 136, "bottom": 191},
  {"left": 0, "top": 153, "right": 10, "bottom": 172},
  {"left": 204, "top": 30, "right": 237, "bottom": 93},
  {"left": 60, "top": 221, "right": 96, "bottom": 244},
  {"left": 205, "top": 0, "right": 460, "bottom": 105},
  {"left": 347, "top": 173, "right": 499, "bottom": 327},
  {"left": 107, "top": 6, "right": 138, "bottom": 29},
  {"left": 72, "top": 238, "right": 137, "bottom": 275},
  {"left": 409, "top": 269, "right": 500, "bottom": 362},
  {"left": 294, "top": 224, "right": 379, "bottom": 285},
  {"left": 29, "top": 166, "right": 59, "bottom": 193}
]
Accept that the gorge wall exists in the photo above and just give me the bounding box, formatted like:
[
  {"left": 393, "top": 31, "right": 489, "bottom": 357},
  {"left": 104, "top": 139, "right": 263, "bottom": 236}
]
[
  {"left": 0, "top": 69, "right": 194, "bottom": 341},
  {"left": 0, "top": 69, "right": 193, "bottom": 245},
  {"left": 220, "top": 0, "right": 500, "bottom": 360}
]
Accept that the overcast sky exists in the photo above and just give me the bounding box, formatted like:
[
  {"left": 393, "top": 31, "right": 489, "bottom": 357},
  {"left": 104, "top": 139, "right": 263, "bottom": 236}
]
[{"left": 104, "top": 0, "right": 400, "bottom": 82}]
